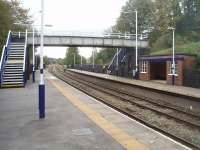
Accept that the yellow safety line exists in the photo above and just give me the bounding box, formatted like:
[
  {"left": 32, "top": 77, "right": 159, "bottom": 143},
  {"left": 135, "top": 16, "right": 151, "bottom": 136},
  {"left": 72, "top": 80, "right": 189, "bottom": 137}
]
[{"left": 49, "top": 79, "right": 147, "bottom": 150}]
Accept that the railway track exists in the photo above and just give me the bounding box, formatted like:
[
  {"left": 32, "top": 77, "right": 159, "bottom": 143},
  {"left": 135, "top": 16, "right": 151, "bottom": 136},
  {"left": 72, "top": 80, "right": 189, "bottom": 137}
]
[{"left": 49, "top": 65, "right": 200, "bottom": 150}]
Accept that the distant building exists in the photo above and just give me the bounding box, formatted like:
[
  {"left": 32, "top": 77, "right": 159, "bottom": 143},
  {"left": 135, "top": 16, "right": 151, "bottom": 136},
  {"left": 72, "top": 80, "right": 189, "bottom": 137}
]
[{"left": 139, "top": 54, "right": 197, "bottom": 86}]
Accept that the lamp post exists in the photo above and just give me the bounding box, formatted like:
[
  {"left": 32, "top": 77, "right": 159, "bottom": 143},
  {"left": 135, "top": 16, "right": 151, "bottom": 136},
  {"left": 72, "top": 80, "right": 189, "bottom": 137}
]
[
  {"left": 32, "top": 27, "right": 35, "bottom": 82},
  {"left": 32, "top": 24, "right": 53, "bottom": 83},
  {"left": 81, "top": 55, "right": 83, "bottom": 70},
  {"left": 121, "top": 10, "right": 138, "bottom": 77},
  {"left": 135, "top": 10, "right": 138, "bottom": 74},
  {"left": 168, "top": 27, "right": 176, "bottom": 85},
  {"left": 39, "top": 0, "right": 45, "bottom": 119}
]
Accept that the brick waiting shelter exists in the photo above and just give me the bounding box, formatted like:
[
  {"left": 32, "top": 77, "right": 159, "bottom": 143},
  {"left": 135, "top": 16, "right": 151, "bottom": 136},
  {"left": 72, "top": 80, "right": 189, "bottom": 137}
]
[{"left": 139, "top": 54, "right": 197, "bottom": 86}]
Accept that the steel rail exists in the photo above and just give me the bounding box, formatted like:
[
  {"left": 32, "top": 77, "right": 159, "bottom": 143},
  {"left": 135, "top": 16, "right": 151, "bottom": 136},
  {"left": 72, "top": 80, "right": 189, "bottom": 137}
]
[{"left": 50, "top": 67, "right": 200, "bottom": 150}]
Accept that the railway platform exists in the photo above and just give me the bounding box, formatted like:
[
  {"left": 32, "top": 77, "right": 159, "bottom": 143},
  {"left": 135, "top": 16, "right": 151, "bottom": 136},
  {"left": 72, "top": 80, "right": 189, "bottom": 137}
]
[
  {"left": 0, "top": 71, "right": 191, "bottom": 150},
  {"left": 69, "top": 69, "right": 200, "bottom": 99}
]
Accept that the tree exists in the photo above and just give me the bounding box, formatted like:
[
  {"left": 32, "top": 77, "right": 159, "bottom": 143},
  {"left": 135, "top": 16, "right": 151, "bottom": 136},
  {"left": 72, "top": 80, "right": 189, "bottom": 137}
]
[
  {"left": 44, "top": 56, "right": 50, "bottom": 66},
  {"left": 64, "top": 47, "right": 86, "bottom": 67},
  {"left": 92, "top": 48, "right": 116, "bottom": 65},
  {"left": 0, "top": 0, "right": 31, "bottom": 54},
  {"left": 113, "top": 0, "right": 200, "bottom": 50},
  {"left": 114, "top": 0, "right": 155, "bottom": 33},
  {"left": 152, "top": 0, "right": 200, "bottom": 49},
  {"left": 0, "top": 0, "right": 13, "bottom": 52}
]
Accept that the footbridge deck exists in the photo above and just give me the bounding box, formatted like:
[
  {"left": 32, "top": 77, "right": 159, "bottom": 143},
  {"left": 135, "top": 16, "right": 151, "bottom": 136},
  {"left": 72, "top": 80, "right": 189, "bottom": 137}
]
[{"left": 27, "top": 31, "right": 149, "bottom": 48}]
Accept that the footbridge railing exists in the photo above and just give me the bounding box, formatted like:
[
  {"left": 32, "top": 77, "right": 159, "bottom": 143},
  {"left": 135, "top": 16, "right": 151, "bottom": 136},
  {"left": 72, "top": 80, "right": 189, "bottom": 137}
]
[
  {"left": 27, "top": 30, "right": 148, "bottom": 40},
  {"left": 0, "top": 31, "right": 11, "bottom": 86},
  {"left": 26, "top": 30, "right": 149, "bottom": 48}
]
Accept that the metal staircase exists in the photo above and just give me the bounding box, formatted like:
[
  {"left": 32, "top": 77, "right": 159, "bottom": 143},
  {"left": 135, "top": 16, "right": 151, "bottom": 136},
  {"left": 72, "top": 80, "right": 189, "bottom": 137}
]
[
  {"left": 0, "top": 31, "right": 28, "bottom": 88},
  {"left": 107, "top": 48, "right": 127, "bottom": 75}
]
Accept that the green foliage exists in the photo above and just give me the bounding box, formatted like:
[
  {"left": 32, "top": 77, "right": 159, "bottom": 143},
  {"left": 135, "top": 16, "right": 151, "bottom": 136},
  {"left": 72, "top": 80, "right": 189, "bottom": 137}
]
[
  {"left": 0, "top": 0, "right": 13, "bottom": 52},
  {"left": 0, "top": 0, "right": 31, "bottom": 54},
  {"left": 151, "top": 41, "right": 200, "bottom": 67},
  {"left": 44, "top": 56, "right": 50, "bottom": 65},
  {"left": 152, "top": 33, "right": 172, "bottom": 50},
  {"left": 114, "top": 0, "right": 155, "bottom": 33},
  {"left": 114, "top": 0, "right": 200, "bottom": 50},
  {"left": 64, "top": 47, "right": 86, "bottom": 67},
  {"left": 90, "top": 48, "right": 116, "bottom": 65},
  {"left": 151, "top": 41, "right": 200, "bottom": 56},
  {"left": 57, "top": 58, "right": 64, "bottom": 65}
]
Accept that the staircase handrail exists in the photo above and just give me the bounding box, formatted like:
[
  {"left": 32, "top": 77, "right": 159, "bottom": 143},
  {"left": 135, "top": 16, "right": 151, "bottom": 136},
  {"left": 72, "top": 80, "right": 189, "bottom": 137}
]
[
  {"left": 0, "top": 31, "right": 11, "bottom": 71},
  {"left": 6, "top": 30, "right": 11, "bottom": 48},
  {"left": 23, "top": 30, "right": 28, "bottom": 73},
  {"left": 0, "top": 46, "right": 6, "bottom": 72},
  {"left": 108, "top": 49, "right": 123, "bottom": 70},
  {"left": 0, "top": 30, "right": 11, "bottom": 86}
]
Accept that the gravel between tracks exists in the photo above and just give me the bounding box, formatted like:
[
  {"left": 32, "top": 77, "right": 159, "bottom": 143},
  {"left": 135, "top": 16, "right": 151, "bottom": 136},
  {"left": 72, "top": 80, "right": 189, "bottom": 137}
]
[{"left": 49, "top": 65, "right": 200, "bottom": 149}]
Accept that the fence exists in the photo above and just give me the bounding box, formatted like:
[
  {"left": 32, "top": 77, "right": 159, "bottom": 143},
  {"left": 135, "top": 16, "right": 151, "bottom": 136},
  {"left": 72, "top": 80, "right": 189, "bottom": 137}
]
[{"left": 73, "top": 64, "right": 108, "bottom": 74}]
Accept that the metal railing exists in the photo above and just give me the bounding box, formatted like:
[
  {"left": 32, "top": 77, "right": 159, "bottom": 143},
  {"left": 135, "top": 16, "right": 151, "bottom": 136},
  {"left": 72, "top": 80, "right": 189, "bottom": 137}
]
[
  {"left": 23, "top": 30, "right": 28, "bottom": 85},
  {"left": 24, "top": 30, "right": 149, "bottom": 40},
  {"left": 0, "top": 30, "right": 11, "bottom": 86}
]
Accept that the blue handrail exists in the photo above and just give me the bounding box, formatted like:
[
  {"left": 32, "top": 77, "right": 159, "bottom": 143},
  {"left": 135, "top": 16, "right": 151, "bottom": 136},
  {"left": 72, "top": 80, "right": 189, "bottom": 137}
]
[
  {"left": 23, "top": 30, "right": 28, "bottom": 86},
  {"left": 0, "top": 31, "right": 11, "bottom": 86},
  {"left": 108, "top": 48, "right": 126, "bottom": 73}
]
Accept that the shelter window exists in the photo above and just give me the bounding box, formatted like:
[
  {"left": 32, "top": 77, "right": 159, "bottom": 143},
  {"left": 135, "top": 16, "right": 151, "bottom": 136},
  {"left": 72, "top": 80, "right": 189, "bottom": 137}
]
[{"left": 141, "top": 61, "right": 148, "bottom": 73}]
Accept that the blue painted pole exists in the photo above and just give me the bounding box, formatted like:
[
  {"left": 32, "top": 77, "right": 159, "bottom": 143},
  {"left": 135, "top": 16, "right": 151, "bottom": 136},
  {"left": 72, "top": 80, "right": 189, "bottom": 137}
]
[
  {"left": 33, "top": 66, "right": 35, "bottom": 82},
  {"left": 39, "top": 0, "right": 45, "bottom": 119},
  {"left": 32, "top": 27, "right": 35, "bottom": 83},
  {"left": 39, "top": 79, "right": 45, "bottom": 118}
]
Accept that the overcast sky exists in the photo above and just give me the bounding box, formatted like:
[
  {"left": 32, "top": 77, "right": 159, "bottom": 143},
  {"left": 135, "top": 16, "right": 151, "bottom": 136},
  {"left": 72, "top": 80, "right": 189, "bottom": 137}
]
[{"left": 21, "top": 0, "right": 127, "bottom": 58}]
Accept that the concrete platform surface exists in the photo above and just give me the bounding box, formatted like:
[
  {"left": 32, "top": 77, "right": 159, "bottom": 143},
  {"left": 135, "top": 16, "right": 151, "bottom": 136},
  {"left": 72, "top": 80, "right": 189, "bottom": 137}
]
[
  {"left": 69, "top": 69, "right": 200, "bottom": 99},
  {"left": 0, "top": 71, "right": 192, "bottom": 150},
  {"left": 0, "top": 73, "right": 123, "bottom": 150}
]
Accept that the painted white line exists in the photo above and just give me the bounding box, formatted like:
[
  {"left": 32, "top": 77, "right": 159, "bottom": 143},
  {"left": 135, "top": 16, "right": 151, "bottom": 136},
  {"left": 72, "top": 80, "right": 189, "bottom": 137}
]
[
  {"left": 87, "top": 95, "right": 192, "bottom": 150},
  {"left": 48, "top": 71, "right": 192, "bottom": 150}
]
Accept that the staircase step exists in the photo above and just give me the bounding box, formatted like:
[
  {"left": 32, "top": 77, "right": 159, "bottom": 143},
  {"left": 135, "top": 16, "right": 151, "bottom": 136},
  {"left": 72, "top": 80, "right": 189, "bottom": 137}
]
[
  {"left": 4, "top": 74, "right": 23, "bottom": 77},
  {"left": 11, "top": 43, "right": 24, "bottom": 45},
  {"left": 9, "top": 56, "right": 24, "bottom": 58},
  {"left": 9, "top": 55, "right": 24, "bottom": 57},
  {"left": 9, "top": 51, "right": 24, "bottom": 54},
  {"left": 1, "top": 84, "right": 24, "bottom": 88},
  {"left": 8, "top": 57, "right": 24, "bottom": 60},
  {"left": 5, "top": 66, "right": 23, "bottom": 68},
  {"left": 3, "top": 78, "right": 23, "bottom": 82},
  {"left": 5, "top": 69, "right": 23, "bottom": 72},
  {"left": 1, "top": 81, "right": 24, "bottom": 87},
  {"left": 3, "top": 76, "right": 23, "bottom": 79},
  {"left": 7, "top": 60, "right": 24, "bottom": 64},
  {"left": 9, "top": 53, "right": 24, "bottom": 55},
  {"left": 4, "top": 71, "right": 23, "bottom": 74},
  {"left": 11, "top": 42, "right": 24, "bottom": 45},
  {"left": 5, "top": 63, "right": 23, "bottom": 66},
  {"left": 11, "top": 44, "right": 24, "bottom": 47},
  {"left": 10, "top": 48, "right": 24, "bottom": 50}
]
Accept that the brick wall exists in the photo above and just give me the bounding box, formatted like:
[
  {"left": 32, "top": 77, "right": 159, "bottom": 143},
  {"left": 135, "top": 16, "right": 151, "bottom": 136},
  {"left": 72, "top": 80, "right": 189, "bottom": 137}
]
[
  {"left": 166, "top": 60, "right": 183, "bottom": 86},
  {"left": 139, "top": 61, "right": 150, "bottom": 80},
  {"left": 183, "top": 56, "right": 197, "bottom": 69},
  {"left": 139, "top": 55, "right": 197, "bottom": 86}
]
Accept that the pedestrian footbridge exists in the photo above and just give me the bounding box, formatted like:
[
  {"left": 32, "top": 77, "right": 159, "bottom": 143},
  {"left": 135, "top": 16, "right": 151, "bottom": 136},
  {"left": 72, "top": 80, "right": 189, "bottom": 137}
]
[
  {"left": 27, "top": 31, "right": 149, "bottom": 48},
  {"left": 0, "top": 30, "right": 149, "bottom": 88}
]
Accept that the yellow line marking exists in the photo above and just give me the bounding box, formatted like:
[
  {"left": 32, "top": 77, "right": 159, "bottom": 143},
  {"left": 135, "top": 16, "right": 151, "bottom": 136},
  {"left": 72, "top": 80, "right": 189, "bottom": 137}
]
[{"left": 49, "top": 79, "right": 148, "bottom": 150}]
